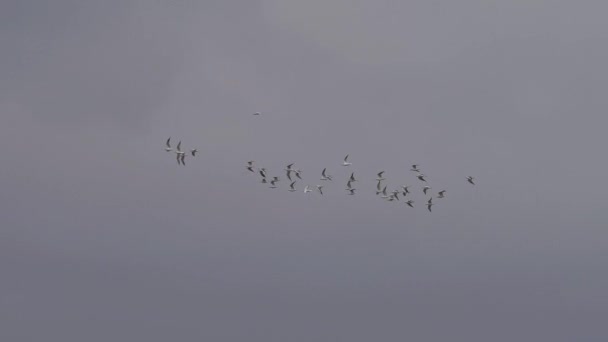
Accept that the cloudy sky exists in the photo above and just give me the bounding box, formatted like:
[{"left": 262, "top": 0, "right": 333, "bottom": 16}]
[{"left": 2, "top": 0, "right": 608, "bottom": 340}]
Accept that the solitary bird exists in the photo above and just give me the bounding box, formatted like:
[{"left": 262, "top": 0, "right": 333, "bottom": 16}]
[
  {"left": 467, "top": 176, "right": 475, "bottom": 185},
  {"left": 342, "top": 154, "right": 352, "bottom": 166},
  {"left": 423, "top": 186, "right": 431, "bottom": 195},
  {"left": 165, "top": 137, "right": 172, "bottom": 152}
]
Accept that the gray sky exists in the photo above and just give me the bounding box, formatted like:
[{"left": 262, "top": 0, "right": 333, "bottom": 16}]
[{"left": 2, "top": 0, "right": 608, "bottom": 341}]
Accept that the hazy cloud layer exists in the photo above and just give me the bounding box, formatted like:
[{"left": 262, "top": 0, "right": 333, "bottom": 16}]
[{"left": 1, "top": 1, "right": 607, "bottom": 341}]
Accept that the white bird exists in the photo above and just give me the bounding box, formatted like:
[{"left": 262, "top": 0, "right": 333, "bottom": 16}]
[
  {"left": 405, "top": 200, "right": 414, "bottom": 208},
  {"left": 316, "top": 185, "right": 324, "bottom": 195},
  {"left": 165, "top": 137, "right": 172, "bottom": 152},
  {"left": 288, "top": 181, "right": 297, "bottom": 192},
  {"left": 321, "top": 168, "right": 333, "bottom": 181},
  {"left": 437, "top": 190, "right": 446, "bottom": 198},
  {"left": 376, "top": 171, "right": 385, "bottom": 181},
  {"left": 410, "top": 164, "right": 420, "bottom": 172},
  {"left": 342, "top": 154, "right": 352, "bottom": 166},
  {"left": 417, "top": 173, "right": 427, "bottom": 182},
  {"left": 190, "top": 149, "right": 198, "bottom": 157},
  {"left": 380, "top": 186, "right": 389, "bottom": 199},
  {"left": 376, "top": 180, "right": 383, "bottom": 195},
  {"left": 175, "top": 141, "right": 185, "bottom": 156},
  {"left": 176, "top": 153, "right": 186, "bottom": 166},
  {"left": 304, "top": 185, "right": 312, "bottom": 193},
  {"left": 423, "top": 186, "right": 431, "bottom": 195},
  {"left": 467, "top": 176, "right": 475, "bottom": 185}
]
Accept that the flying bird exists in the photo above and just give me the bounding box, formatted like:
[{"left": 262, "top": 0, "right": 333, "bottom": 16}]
[
  {"left": 410, "top": 164, "right": 420, "bottom": 172},
  {"left": 427, "top": 202, "right": 434, "bottom": 212},
  {"left": 437, "top": 190, "right": 446, "bottom": 198},
  {"left": 401, "top": 186, "right": 410, "bottom": 196},
  {"left": 376, "top": 171, "right": 386, "bottom": 181},
  {"left": 316, "top": 185, "right": 324, "bottom": 195},
  {"left": 423, "top": 186, "right": 431, "bottom": 195},
  {"left": 253, "top": 112, "right": 261, "bottom": 115},
  {"left": 175, "top": 141, "right": 185, "bottom": 156},
  {"left": 288, "top": 181, "right": 297, "bottom": 192},
  {"left": 376, "top": 180, "right": 383, "bottom": 195},
  {"left": 349, "top": 172, "right": 357, "bottom": 182},
  {"left": 467, "top": 176, "right": 475, "bottom": 185},
  {"left": 342, "top": 155, "right": 352, "bottom": 166},
  {"left": 347, "top": 188, "right": 356, "bottom": 195},
  {"left": 269, "top": 179, "right": 278, "bottom": 188},
  {"left": 295, "top": 170, "right": 303, "bottom": 180},
  {"left": 417, "top": 173, "right": 427, "bottom": 182},
  {"left": 304, "top": 185, "right": 312, "bottom": 193},
  {"left": 321, "top": 168, "right": 333, "bottom": 181},
  {"left": 405, "top": 200, "right": 414, "bottom": 208},
  {"left": 165, "top": 137, "right": 172, "bottom": 152},
  {"left": 190, "top": 149, "right": 198, "bottom": 157},
  {"left": 246, "top": 161, "right": 255, "bottom": 172},
  {"left": 258, "top": 168, "right": 267, "bottom": 178}
]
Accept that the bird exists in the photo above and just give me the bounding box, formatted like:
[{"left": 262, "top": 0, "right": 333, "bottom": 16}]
[
  {"left": 417, "top": 173, "right": 427, "bottom": 182},
  {"left": 410, "top": 164, "right": 420, "bottom": 172},
  {"left": 285, "top": 163, "right": 294, "bottom": 180},
  {"left": 437, "top": 190, "right": 446, "bottom": 198},
  {"left": 190, "top": 149, "right": 198, "bottom": 157},
  {"left": 391, "top": 190, "right": 400, "bottom": 200},
  {"left": 253, "top": 112, "right": 261, "bottom": 115},
  {"left": 380, "top": 186, "right": 389, "bottom": 199},
  {"left": 175, "top": 141, "right": 185, "bottom": 156},
  {"left": 321, "top": 168, "right": 333, "bottom": 181},
  {"left": 349, "top": 172, "right": 357, "bottom": 182},
  {"left": 467, "top": 176, "right": 475, "bottom": 185},
  {"left": 304, "top": 185, "right": 312, "bottom": 193},
  {"left": 258, "top": 168, "right": 267, "bottom": 178},
  {"left": 423, "top": 186, "right": 431, "bottom": 195},
  {"left": 288, "top": 181, "right": 297, "bottom": 192},
  {"left": 342, "top": 155, "right": 352, "bottom": 166},
  {"left": 269, "top": 179, "right": 278, "bottom": 188},
  {"left": 246, "top": 161, "right": 255, "bottom": 173},
  {"left": 427, "top": 202, "right": 434, "bottom": 212},
  {"left": 316, "top": 185, "right": 324, "bottom": 195},
  {"left": 405, "top": 200, "right": 414, "bottom": 208},
  {"left": 346, "top": 180, "right": 354, "bottom": 190},
  {"left": 401, "top": 185, "right": 411, "bottom": 196},
  {"left": 165, "top": 137, "right": 172, "bottom": 152},
  {"left": 376, "top": 171, "right": 386, "bottom": 181},
  {"left": 176, "top": 153, "right": 186, "bottom": 166},
  {"left": 261, "top": 178, "right": 268, "bottom": 184},
  {"left": 347, "top": 188, "right": 356, "bottom": 195},
  {"left": 294, "top": 170, "right": 303, "bottom": 180}
]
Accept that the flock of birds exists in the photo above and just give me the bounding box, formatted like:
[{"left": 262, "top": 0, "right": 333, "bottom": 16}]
[{"left": 164, "top": 124, "right": 476, "bottom": 212}]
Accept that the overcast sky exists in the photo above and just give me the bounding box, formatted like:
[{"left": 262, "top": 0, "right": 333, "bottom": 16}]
[{"left": 2, "top": 1, "right": 608, "bottom": 341}]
